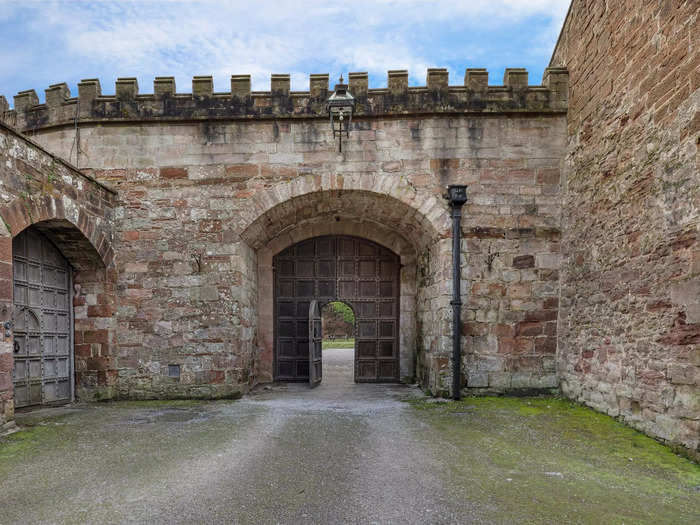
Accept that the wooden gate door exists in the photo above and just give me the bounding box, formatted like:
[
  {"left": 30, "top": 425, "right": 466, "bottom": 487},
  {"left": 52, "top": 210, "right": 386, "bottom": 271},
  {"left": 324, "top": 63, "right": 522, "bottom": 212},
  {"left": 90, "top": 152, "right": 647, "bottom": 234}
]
[
  {"left": 274, "top": 235, "right": 400, "bottom": 383},
  {"left": 12, "top": 228, "right": 72, "bottom": 408},
  {"left": 308, "top": 300, "right": 322, "bottom": 388}
]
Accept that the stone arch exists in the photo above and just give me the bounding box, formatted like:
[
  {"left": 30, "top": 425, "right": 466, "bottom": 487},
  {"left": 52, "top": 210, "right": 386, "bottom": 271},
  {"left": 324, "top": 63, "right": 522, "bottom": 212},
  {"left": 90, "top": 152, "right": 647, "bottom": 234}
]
[
  {"left": 319, "top": 298, "right": 356, "bottom": 340},
  {"left": 239, "top": 173, "right": 451, "bottom": 249},
  {"left": 240, "top": 179, "right": 451, "bottom": 385},
  {"left": 0, "top": 194, "right": 117, "bottom": 419},
  {"left": 0, "top": 194, "right": 114, "bottom": 269}
]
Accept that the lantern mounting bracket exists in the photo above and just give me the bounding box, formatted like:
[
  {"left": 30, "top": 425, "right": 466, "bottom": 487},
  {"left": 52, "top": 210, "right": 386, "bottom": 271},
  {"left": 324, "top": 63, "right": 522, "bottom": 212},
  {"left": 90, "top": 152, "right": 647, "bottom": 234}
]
[{"left": 326, "top": 75, "right": 355, "bottom": 152}]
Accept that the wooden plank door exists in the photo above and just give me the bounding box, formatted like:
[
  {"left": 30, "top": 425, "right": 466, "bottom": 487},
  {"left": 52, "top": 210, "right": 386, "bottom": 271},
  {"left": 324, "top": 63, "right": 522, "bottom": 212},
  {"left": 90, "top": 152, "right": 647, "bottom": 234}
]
[
  {"left": 308, "top": 300, "right": 322, "bottom": 388},
  {"left": 12, "top": 228, "right": 72, "bottom": 408},
  {"left": 274, "top": 236, "right": 400, "bottom": 382}
]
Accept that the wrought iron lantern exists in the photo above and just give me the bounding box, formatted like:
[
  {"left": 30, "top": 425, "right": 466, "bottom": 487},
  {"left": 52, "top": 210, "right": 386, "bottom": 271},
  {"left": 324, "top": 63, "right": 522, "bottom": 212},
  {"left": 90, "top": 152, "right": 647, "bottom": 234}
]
[{"left": 326, "top": 75, "right": 355, "bottom": 152}]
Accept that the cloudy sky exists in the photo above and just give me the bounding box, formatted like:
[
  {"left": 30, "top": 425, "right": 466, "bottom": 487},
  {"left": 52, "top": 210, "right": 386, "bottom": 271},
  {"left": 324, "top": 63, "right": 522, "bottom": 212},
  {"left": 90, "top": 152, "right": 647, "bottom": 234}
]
[{"left": 0, "top": 0, "right": 569, "bottom": 105}]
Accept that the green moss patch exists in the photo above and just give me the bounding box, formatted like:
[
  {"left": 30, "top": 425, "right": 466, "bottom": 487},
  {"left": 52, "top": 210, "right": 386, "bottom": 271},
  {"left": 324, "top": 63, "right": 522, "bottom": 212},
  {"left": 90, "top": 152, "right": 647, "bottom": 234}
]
[
  {"left": 0, "top": 423, "right": 70, "bottom": 464},
  {"left": 105, "top": 399, "right": 211, "bottom": 409},
  {"left": 409, "top": 395, "right": 700, "bottom": 524}
]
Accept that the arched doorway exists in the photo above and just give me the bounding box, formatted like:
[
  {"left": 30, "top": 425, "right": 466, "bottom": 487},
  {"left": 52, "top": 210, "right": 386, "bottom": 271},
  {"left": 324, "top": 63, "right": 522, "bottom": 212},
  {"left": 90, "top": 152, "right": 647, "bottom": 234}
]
[
  {"left": 321, "top": 301, "right": 356, "bottom": 383},
  {"left": 12, "top": 226, "right": 73, "bottom": 407},
  {"left": 274, "top": 235, "right": 400, "bottom": 383}
]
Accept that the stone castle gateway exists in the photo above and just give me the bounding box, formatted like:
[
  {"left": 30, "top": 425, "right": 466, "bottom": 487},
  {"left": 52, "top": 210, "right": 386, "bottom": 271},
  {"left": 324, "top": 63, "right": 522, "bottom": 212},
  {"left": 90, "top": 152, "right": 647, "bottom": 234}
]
[{"left": 0, "top": 0, "right": 697, "bottom": 458}]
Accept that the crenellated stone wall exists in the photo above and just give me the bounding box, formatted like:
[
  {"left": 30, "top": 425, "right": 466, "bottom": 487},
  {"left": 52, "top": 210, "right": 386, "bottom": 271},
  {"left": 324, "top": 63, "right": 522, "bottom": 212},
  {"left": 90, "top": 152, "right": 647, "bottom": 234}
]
[
  {"left": 0, "top": 66, "right": 567, "bottom": 399},
  {"left": 552, "top": 0, "right": 699, "bottom": 456},
  {"left": 1, "top": 67, "right": 568, "bottom": 134}
]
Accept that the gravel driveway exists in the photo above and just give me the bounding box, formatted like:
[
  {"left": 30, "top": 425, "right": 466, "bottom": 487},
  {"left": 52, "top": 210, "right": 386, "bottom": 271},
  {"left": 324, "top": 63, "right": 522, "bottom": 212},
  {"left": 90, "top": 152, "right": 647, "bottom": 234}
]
[{"left": 1, "top": 348, "right": 698, "bottom": 524}]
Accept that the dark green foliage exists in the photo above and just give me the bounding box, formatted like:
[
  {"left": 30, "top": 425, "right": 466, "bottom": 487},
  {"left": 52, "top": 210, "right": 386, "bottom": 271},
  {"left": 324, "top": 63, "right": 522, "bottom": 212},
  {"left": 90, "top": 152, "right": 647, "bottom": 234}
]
[{"left": 329, "top": 301, "right": 355, "bottom": 324}]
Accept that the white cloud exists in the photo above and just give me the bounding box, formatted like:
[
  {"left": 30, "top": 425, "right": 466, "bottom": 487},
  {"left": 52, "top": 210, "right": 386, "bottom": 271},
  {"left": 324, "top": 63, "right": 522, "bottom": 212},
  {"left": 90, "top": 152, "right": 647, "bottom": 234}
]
[{"left": 1, "top": 0, "right": 570, "bottom": 97}]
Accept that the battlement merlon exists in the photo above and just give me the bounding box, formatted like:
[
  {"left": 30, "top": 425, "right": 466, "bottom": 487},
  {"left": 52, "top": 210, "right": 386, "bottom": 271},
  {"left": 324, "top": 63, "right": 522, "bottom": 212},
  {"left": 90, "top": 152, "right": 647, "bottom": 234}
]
[{"left": 1, "top": 68, "right": 568, "bottom": 131}]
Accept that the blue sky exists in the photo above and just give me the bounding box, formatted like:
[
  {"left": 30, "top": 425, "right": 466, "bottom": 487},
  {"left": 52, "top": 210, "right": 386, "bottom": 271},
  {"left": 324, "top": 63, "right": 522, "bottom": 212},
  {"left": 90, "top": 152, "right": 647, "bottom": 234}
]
[{"left": 0, "top": 0, "right": 569, "bottom": 106}]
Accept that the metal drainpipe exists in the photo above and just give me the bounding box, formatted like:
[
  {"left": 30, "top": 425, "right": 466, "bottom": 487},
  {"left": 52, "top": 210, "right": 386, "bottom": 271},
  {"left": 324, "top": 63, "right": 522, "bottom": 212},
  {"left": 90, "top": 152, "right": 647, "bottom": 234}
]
[{"left": 446, "top": 185, "right": 468, "bottom": 400}]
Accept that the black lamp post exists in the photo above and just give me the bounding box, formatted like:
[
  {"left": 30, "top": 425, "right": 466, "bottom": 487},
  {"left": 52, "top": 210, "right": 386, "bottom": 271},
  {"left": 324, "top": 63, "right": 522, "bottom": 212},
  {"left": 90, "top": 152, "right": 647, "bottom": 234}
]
[
  {"left": 326, "top": 75, "right": 355, "bottom": 152},
  {"left": 446, "top": 185, "right": 468, "bottom": 400}
]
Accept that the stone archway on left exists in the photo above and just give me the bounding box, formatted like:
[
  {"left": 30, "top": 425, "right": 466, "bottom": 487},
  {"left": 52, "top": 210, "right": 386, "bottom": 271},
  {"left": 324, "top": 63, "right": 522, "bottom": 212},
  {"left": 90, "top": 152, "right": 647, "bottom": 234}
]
[
  {"left": 1, "top": 216, "right": 115, "bottom": 421},
  {"left": 0, "top": 121, "right": 116, "bottom": 429}
]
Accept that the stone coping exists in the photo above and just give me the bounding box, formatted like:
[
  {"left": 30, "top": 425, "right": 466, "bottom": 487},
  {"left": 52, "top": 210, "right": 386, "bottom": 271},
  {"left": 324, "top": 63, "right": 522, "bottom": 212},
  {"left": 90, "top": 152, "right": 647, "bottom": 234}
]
[
  {"left": 0, "top": 68, "right": 568, "bottom": 132},
  {"left": 0, "top": 120, "right": 116, "bottom": 195}
]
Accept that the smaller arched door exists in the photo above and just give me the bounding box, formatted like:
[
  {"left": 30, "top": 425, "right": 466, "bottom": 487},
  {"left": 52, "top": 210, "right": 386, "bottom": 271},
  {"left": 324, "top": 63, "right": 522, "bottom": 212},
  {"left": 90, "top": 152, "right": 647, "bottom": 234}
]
[
  {"left": 12, "top": 227, "right": 73, "bottom": 407},
  {"left": 274, "top": 235, "right": 400, "bottom": 383}
]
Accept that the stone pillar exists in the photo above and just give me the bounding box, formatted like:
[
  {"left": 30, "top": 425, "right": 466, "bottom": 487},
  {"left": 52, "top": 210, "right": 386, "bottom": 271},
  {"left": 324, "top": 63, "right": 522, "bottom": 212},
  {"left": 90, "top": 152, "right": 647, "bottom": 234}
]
[
  {"left": 271, "top": 74, "right": 291, "bottom": 96},
  {"left": 503, "top": 68, "right": 528, "bottom": 89},
  {"left": 154, "top": 77, "right": 176, "bottom": 97},
  {"left": 309, "top": 74, "right": 329, "bottom": 99},
  {"left": 427, "top": 68, "right": 449, "bottom": 94},
  {"left": 45, "top": 83, "right": 70, "bottom": 107},
  {"left": 14, "top": 90, "right": 39, "bottom": 112},
  {"left": 193, "top": 76, "right": 213, "bottom": 97},
  {"left": 348, "top": 72, "right": 368, "bottom": 97},
  {"left": 231, "top": 75, "right": 251, "bottom": 99},
  {"left": 78, "top": 79, "right": 101, "bottom": 118},
  {"left": 116, "top": 77, "right": 139, "bottom": 99},
  {"left": 543, "top": 67, "right": 569, "bottom": 110},
  {"left": 0, "top": 226, "right": 14, "bottom": 430},
  {"left": 465, "top": 68, "right": 489, "bottom": 92},
  {"left": 388, "top": 70, "right": 408, "bottom": 95}
]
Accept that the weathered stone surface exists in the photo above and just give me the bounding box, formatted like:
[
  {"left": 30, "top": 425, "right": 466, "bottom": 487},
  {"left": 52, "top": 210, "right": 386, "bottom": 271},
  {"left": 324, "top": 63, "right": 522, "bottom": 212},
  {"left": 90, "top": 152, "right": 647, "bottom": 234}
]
[
  {"left": 552, "top": 0, "right": 699, "bottom": 454},
  {"left": 1, "top": 69, "right": 567, "bottom": 132},
  {"left": 0, "top": 121, "right": 116, "bottom": 427},
  {"left": 11, "top": 107, "right": 565, "bottom": 400},
  {"left": 0, "top": 1, "right": 693, "bottom": 458}
]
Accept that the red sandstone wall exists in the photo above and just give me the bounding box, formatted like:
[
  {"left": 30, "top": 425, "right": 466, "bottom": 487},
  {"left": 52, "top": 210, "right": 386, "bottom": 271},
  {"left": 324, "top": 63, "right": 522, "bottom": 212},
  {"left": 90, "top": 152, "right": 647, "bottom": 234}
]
[
  {"left": 30, "top": 114, "right": 565, "bottom": 397},
  {"left": 552, "top": 0, "right": 699, "bottom": 454},
  {"left": 0, "top": 122, "right": 115, "bottom": 428},
  {"left": 3, "top": 68, "right": 568, "bottom": 399}
]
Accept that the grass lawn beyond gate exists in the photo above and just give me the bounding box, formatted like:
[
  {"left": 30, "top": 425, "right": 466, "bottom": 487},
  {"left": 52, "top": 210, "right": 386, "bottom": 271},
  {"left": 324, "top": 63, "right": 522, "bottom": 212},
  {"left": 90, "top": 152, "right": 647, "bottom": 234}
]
[{"left": 322, "top": 338, "right": 354, "bottom": 349}]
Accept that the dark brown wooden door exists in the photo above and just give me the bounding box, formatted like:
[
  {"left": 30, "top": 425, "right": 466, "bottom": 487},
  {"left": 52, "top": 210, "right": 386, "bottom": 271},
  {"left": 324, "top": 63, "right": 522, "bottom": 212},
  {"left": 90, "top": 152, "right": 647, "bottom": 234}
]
[
  {"left": 309, "top": 300, "right": 322, "bottom": 388},
  {"left": 12, "top": 227, "right": 72, "bottom": 408},
  {"left": 274, "top": 235, "right": 400, "bottom": 383}
]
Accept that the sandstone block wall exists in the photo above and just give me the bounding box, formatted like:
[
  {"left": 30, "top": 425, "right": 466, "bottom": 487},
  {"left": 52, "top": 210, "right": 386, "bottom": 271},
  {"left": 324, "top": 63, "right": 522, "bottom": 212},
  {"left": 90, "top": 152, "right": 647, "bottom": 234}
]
[
  {"left": 0, "top": 68, "right": 567, "bottom": 399},
  {"left": 1, "top": 2, "right": 697, "bottom": 460},
  {"left": 70, "top": 116, "right": 565, "bottom": 397},
  {"left": 0, "top": 121, "right": 115, "bottom": 428},
  {"left": 552, "top": 0, "right": 699, "bottom": 454}
]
